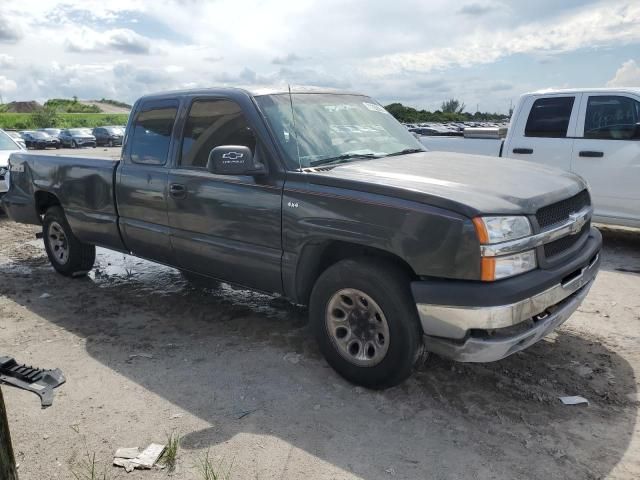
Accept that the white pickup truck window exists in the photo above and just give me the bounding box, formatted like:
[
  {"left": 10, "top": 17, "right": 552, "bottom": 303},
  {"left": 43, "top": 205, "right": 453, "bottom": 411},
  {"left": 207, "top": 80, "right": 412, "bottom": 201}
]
[
  {"left": 525, "top": 97, "right": 575, "bottom": 138},
  {"left": 584, "top": 96, "right": 640, "bottom": 141}
]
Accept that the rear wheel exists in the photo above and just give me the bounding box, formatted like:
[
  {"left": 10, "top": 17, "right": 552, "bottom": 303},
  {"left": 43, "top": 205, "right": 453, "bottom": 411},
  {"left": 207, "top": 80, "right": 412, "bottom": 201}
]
[
  {"left": 43, "top": 206, "right": 95, "bottom": 277},
  {"left": 310, "top": 258, "right": 422, "bottom": 389}
]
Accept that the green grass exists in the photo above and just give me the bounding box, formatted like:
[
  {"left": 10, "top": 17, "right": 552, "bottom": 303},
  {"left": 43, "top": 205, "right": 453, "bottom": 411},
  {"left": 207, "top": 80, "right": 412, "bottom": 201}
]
[
  {"left": 45, "top": 99, "right": 101, "bottom": 113},
  {"left": 68, "top": 426, "right": 111, "bottom": 480},
  {"left": 197, "top": 450, "right": 233, "bottom": 480},
  {"left": 0, "top": 113, "right": 129, "bottom": 130},
  {"left": 160, "top": 431, "right": 180, "bottom": 471},
  {"left": 70, "top": 451, "right": 110, "bottom": 480}
]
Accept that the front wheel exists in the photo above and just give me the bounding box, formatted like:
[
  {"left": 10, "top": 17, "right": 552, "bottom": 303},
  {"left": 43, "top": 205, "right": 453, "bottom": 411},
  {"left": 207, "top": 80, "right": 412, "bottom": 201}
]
[
  {"left": 43, "top": 206, "right": 96, "bottom": 277},
  {"left": 310, "top": 258, "right": 422, "bottom": 389},
  {"left": 71, "top": 140, "right": 78, "bottom": 149}
]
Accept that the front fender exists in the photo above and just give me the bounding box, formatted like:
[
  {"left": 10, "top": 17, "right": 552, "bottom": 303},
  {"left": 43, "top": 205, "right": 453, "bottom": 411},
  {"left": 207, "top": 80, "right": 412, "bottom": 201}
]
[{"left": 281, "top": 176, "right": 480, "bottom": 302}]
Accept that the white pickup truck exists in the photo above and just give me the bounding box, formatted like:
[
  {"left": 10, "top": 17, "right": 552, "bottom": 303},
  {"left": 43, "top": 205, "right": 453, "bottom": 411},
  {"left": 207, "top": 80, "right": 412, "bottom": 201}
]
[{"left": 421, "top": 88, "right": 640, "bottom": 228}]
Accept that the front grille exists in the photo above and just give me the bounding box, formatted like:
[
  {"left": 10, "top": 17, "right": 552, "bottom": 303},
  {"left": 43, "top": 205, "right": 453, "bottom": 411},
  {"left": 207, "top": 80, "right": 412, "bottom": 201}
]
[
  {"left": 544, "top": 222, "right": 589, "bottom": 257},
  {"left": 536, "top": 190, "right": 590, "bottom": 229}
]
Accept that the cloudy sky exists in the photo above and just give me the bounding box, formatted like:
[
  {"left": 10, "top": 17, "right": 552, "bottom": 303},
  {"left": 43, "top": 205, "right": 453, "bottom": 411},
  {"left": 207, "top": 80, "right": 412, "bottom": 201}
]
[{"left": 0, "top": 0, "right": 639, "bottom": 113}]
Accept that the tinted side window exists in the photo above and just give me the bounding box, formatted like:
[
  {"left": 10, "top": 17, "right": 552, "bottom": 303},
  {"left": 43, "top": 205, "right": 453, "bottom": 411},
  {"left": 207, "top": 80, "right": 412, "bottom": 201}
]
[
  {"left": 180, "top": 99, "right": 256, "bottom": 168},
  {"left": 525, "top": 97, "right": 575, "bottom": 138},
  {"left": 584, "top": 95, "right": 640, "bottom": 140},
  {"left": 130, "top": 104, "right": 178, "bottom": 165}
]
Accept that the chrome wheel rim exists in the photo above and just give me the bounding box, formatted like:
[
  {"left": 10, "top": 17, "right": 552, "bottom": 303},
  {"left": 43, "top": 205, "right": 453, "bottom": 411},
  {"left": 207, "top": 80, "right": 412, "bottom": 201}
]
[
  {"left": 325, "top": 288, "right": 390, "bottom": 367},
  {"left": 47, "top": 221, "right": 69, "bottom": 265}
]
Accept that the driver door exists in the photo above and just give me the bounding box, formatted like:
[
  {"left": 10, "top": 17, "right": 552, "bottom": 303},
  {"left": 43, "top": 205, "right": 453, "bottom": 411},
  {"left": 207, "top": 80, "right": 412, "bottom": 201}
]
[
  {"left": 166, "top": 96, "right": 283, "bottom": 293},
  {"left": 571, "top": 93, "right": 640, "bottom": 224}
]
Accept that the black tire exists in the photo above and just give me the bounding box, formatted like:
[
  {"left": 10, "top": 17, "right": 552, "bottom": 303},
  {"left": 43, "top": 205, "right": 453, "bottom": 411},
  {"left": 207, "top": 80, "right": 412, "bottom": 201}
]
[
  {"left": 71, "top": 140, "right": 78, "bottom": 149},
  {"left": 43, "top": 206, "right": 95, "bottom": 277},
  {"left": 108, "top": 139, "right": 113, "bottom": 147},
  {"left": 310, "top": 258, "right": 422, "bottom": 389}
]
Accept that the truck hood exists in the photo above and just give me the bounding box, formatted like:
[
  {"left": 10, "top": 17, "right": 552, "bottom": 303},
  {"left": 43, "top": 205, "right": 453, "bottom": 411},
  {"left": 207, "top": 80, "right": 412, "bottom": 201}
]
[{"left": 312, "top": 151, "right": 587, "bottom": 216}]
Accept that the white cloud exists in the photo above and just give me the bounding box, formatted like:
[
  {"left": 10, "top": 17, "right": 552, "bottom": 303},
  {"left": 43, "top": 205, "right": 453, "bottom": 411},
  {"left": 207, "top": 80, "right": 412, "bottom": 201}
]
[
  {"left": 607, "top": 59, "right": 640, "bottom": 87},
  {"left": 0, "top": 14, "right": 22, "bottom": 43},
  {"left": 0, "top": 0, "right": 639, "bottom": 112},
  {"left": 365, "top": 2, "right": 640, "bottom": 75},
  {"left": 0, "top": 54, "right": 14, "bottom": 69},
  {"left": 0, "top": 76, "right": 17, "bottom": 92},
  {"left": 65, "top": 27, "right": 152, "bottom": 55}
]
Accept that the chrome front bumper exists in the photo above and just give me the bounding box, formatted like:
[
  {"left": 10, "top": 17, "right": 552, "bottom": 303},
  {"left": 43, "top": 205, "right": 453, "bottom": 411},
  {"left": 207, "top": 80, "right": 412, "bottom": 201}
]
[{"left": 417, "top": 253, "right": 599, "bottom": 362}]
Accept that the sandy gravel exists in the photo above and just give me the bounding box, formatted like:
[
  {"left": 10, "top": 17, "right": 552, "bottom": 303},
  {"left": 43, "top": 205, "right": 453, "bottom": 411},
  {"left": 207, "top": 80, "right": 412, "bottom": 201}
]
[{"left": 0, "top": 214, "right": 639, "bottom": 479}]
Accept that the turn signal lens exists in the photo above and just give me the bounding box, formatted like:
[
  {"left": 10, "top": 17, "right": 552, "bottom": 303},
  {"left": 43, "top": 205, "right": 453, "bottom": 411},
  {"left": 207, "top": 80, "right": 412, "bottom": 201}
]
[{"left": 481, "top": 250, "right": 537, "bottom": 281}]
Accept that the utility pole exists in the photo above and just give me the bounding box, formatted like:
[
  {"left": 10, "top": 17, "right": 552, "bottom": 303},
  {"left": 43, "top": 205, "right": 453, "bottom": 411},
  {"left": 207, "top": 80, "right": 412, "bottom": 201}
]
[{"left": 0, "top": 386, "right": 18, "bottom": 480}]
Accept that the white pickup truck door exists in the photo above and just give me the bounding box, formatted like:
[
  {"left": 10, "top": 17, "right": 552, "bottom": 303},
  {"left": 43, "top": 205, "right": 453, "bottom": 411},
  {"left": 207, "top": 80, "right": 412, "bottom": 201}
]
[
  {"left": 504, "top": 93, "right": 581, "bottom": 171},
  {"left": 571, "top": 93, "right": 640, "bottom": 226}
]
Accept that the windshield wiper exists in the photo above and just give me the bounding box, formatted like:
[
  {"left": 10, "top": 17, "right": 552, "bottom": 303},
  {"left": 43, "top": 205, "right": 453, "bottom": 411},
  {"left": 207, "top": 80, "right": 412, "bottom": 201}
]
[
  {"left": 384, "top": 148, "right": 425, "bottom": 157},
  {"left": 309, "top": 153, "right": 379, "bottom": 167}
]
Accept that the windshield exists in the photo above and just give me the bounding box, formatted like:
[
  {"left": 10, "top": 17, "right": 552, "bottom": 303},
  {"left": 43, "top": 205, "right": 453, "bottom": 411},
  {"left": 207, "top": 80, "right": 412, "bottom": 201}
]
[
  {"left": 105, "top": 127, "right": 123, "bottom": 134},
  {"left": 255, "top": 93, "right": 424, "bottom": 169},
  {"left": 0, "top": 130, "right": 20, "bottom": 150},
  {"left": 31, "top": 132, "right": 50, "bottom": 139},
  {"left": 69, "top": 129, "right": 88, "bottom": 135}
]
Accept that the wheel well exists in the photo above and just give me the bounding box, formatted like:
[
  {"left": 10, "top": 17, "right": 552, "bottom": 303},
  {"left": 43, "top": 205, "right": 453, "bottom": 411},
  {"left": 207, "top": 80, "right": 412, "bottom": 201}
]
[
  {"left": 295, "top": 241, "right": 417, "bottom": 305},
  {"left": 35, "top": 191, "right": 61, "bottom": 215}
]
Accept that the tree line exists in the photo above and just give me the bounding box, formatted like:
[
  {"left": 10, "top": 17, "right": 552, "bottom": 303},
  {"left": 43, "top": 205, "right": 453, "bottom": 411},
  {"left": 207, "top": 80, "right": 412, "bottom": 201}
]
[{"left": 385, "top": 98, "right": 510, "bottom": 123}]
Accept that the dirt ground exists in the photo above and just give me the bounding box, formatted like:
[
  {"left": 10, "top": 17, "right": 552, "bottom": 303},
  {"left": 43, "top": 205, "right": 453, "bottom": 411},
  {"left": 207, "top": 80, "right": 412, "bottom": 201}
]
[{"left": 0, "top": 213, "right": 639, "bottom": 479}]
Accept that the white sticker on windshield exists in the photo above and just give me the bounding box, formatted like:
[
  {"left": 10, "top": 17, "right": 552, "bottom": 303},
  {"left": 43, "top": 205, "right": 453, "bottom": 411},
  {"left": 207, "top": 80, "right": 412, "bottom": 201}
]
[
  {"left": 324, "top": 104, "right": 357, "bottom": 112},
  {"left": 362, "top": 102, "right": 389, "bottom": 114}
]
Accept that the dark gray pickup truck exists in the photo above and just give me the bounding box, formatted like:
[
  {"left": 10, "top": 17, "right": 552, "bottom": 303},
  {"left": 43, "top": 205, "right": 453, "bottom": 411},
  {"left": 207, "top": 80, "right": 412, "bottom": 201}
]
[{"left": 1, "top": 87, "right": 602, "bottom": 388}]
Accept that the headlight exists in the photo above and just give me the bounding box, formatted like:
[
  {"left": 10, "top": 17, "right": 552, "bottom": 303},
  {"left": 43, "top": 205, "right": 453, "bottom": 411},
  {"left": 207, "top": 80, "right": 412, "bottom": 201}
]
[
  {"left": 473, "top": 216, "right": 536, "bottom": 281},
  {"left": 473, "top": 216, "right": 532, "bottom": 244},
  {"left": 481, "top": 250, "right": 537, "bottom": 281}
]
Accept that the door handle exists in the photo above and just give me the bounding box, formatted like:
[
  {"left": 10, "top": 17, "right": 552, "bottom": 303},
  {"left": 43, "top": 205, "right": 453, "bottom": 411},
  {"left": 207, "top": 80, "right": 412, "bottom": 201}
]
[
  {"left": 513, "top": 148, "right": 533, "bottom": 154},
  {"left": 169, "top": 183, "right": 186, "bottom": 198},
  {"left": 579, "top": 151, "right": 604, "bottom": 158}
]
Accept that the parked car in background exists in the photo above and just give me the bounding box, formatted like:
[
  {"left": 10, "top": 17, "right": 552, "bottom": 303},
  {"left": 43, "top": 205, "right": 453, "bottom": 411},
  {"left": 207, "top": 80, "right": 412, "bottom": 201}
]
[
  {"left": 420, "top": 88, "right": 640, "bottom": 228},
  {"left": 59, "top": 128, "right": 97, "bottom": 148},
  {"left": 22, "top": 131, "right": 60, "bottom": 149},
  {"left": 5, "top": 131, "right": 26, "bottom": 149},
  {"left": 39, "top": 128, "right": 62, "bottom": 139},
  {"left": 0, "top": 129, "right": 24, "bottom": 199},
  {"left": 18, "top": 130, "right": 35, "bottom": 138},
  {"left": 93, "top": 126, "right": 124, "bottom": 146}
]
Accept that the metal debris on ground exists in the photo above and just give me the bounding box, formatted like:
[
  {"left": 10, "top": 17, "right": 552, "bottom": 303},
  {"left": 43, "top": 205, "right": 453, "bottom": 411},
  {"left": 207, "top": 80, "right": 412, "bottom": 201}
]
[
  {"left": 0, "top": 356, "right": 65, "bottom": 408},
  {"left": 127, "top": 353, "right": 154, "bottom": 362},
  {"left": 113, "top": 443, "right": 166, "bottom": 472},
  {"left": 559, "top": 396, "right": 589, "bottom": 406}
]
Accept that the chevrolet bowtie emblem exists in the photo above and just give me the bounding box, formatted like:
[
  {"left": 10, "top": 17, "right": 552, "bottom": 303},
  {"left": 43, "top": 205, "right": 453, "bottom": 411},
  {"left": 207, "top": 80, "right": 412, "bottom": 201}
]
[{"left": 568, "top": 212, "right": 587, "bottom": 235}]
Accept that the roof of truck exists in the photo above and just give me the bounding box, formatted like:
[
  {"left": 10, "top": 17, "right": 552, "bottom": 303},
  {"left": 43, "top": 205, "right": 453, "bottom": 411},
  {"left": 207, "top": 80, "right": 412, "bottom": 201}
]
[
  {"left": 137, "top": 85, "right": 363, "bottom": 101},
  {"left": 526, "top": 87, "right": 640, "bottom": 96}
]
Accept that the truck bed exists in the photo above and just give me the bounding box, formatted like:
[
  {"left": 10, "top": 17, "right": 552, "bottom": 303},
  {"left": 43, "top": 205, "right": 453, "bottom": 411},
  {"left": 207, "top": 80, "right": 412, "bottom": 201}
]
[{"left": 3, "top": 152, "right": 126, "bottom": 251}]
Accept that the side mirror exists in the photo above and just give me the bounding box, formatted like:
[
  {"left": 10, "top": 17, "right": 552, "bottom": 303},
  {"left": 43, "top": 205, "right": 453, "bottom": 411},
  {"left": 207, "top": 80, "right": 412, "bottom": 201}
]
[{"left": 206, "top": 145, "right": 266, "bottom": 175}]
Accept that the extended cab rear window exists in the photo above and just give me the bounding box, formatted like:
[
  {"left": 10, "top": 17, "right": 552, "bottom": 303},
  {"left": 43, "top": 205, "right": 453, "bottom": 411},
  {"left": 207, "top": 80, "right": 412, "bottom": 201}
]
[
  {"left": 130, "top": 102, "right": 178, "bottom": 165},
  {"left": 525, "top": 97, "right": 575, "bottom": 138}
]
